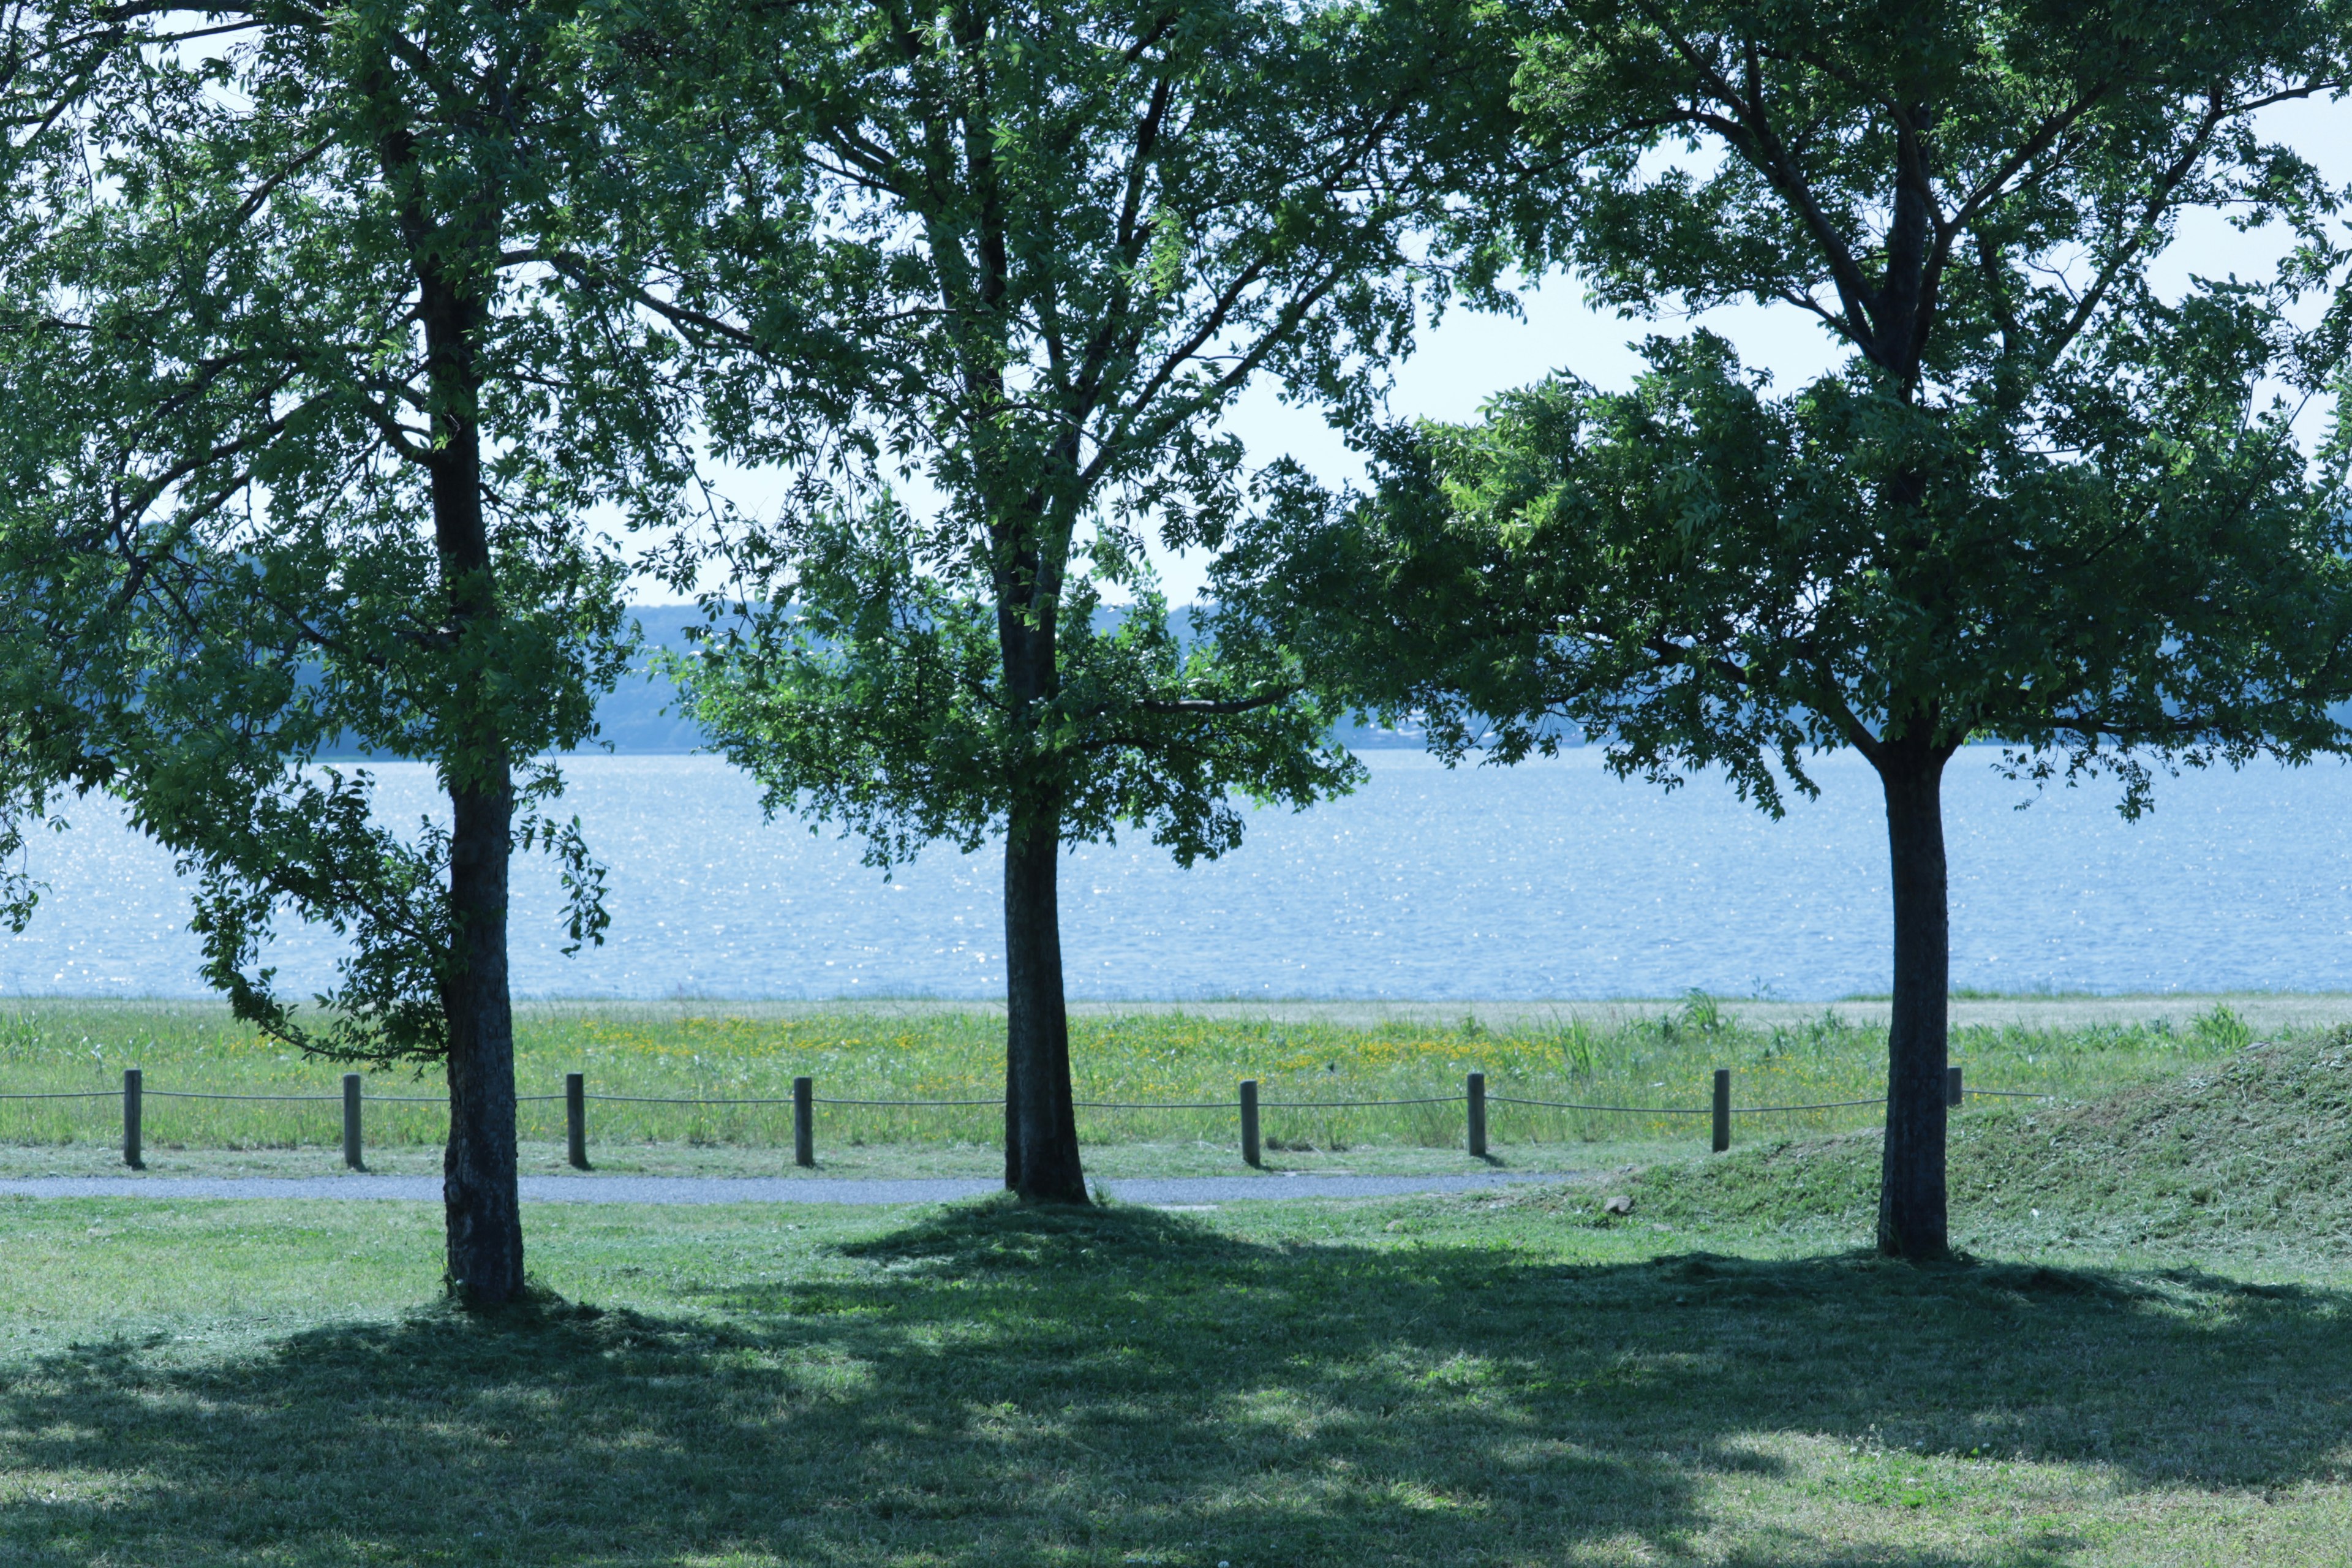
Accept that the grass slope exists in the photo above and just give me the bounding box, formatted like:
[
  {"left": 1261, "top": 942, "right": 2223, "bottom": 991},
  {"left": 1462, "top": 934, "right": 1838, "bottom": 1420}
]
[{"left": 1615, "top": 1028, "right": 2352, "bottom": 1260}]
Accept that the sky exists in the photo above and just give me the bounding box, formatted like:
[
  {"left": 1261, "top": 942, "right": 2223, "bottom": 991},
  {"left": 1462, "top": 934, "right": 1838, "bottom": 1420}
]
[{"left": 650, "top": 97, "right": 2350, "bottom": 608}]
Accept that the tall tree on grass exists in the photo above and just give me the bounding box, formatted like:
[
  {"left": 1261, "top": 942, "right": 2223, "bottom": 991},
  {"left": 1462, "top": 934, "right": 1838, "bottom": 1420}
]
[
  {"left": 1, "top": 0, "right": 690, "bottom": 1300},
  {"left": 662, "top": 0, "right": 1495, "bottom": 1200},
  {"left": 1220, "top": 0, "right": 2352, "bottom": 1256}
]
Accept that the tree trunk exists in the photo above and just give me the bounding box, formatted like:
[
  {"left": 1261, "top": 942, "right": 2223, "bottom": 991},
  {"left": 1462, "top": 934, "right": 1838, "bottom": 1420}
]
[
  {"left": 1003, "top": 797, "right": 1087, "bottom": 1203},
  {"left": 419, "top": 256, "right": 525, "bottom": 1301},
  {"left": 1874, "top": 735, "right": 1954, "bottom": 1260},
  {"left": 442, "top": 770, "right": 524, "bottom": 1301}
]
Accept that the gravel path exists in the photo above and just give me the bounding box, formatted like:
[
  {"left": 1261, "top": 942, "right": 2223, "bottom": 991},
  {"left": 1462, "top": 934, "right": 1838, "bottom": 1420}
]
[{"left": 0, "top": 1170, "right": 1575, "bottom": 1205}]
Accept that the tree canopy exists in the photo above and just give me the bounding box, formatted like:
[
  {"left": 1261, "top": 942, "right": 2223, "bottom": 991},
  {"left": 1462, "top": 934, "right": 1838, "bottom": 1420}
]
[
  {"left": 0, "top": 0, "right": 693, "bottom": 1298},
  {"left": 1221, "top": 0, "right": 2352, "bottom": 1256},
  {"left": 664, "top": 0, "right": 1497, "bottom": 1199},
  {"left": 0, "top": 0, "right": 2345, "bottom": 1259}
]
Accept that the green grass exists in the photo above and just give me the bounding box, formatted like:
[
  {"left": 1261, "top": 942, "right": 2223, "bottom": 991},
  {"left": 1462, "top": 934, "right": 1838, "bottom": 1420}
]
[
  {"left": 7, "top": 1183, "right": 2352, "bottom": 1564},
  {"left": 0, "top": 996, "right": 2272, "bottom": 1166},
  {"left": 1614, "top": 1025, "right": 2352, "bottom": 1263},
  {"left": 11, "top": 1032, "right": 2352, "bottom": 1562}
]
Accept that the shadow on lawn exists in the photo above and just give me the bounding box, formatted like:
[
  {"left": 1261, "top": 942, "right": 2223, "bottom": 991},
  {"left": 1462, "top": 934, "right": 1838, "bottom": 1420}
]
[{"left": 4, "top": 1200, "right": 2348, "bottom": 1566}]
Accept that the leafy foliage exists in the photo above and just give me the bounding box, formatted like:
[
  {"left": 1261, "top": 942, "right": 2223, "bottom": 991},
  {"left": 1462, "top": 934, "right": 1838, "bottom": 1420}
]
[
  {"left": 0, "top": 0, "right": 691, "bottom": 1063},
  {"left": 664, "top": 0, "right": 1507, "bottom": 867},
  {"left": 1229, "top": 0, "right": 2352, "bottom": 797}
]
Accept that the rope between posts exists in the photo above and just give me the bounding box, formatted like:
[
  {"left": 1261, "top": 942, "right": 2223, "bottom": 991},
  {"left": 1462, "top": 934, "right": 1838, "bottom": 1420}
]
[
  {"left": 15, "top": 1080, "right": 2055, "bottom": 1113},
  {"left": 1261, "top": 1095, "right": 1464, "bottom": 1109},
  {"left": 581, "top": 1095, "right": 1460, "bottom": 1111},
  {"left": 1488, "top": 1095, "right": 1711, "bottom": 1115},
  {"left": 587, "top": 1093, "right": 797, "bottom": 1106},
  {"left": 143, "top": 1089, "right": 339, "bottom": 1102}
]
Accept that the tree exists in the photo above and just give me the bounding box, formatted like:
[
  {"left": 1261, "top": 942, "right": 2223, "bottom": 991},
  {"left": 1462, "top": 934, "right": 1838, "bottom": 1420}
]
[
  {"left": 1, "top": 0, "right": 690, "bottom": 1300},
  {"left": 0, "top": 3, "right": 178, "bottom": 928},
  {"left": 658, "top": 0, "right": 1496, "bottom": 1200},
  {"left": 1221, "top": 0, "right": 2352, "bottom": 1257}
]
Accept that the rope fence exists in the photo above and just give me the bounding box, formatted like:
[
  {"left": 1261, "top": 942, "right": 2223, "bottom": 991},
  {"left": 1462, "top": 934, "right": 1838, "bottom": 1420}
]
[
  {"left": 145, "top": 1089, "right": 341, "bottom": 1102},
  {"left": 1490, "top": 1095, "right": 1713, "bottom": 1115},
  {"left": 10, "top": 1063, "right": 2060, "bottom": 1174}
]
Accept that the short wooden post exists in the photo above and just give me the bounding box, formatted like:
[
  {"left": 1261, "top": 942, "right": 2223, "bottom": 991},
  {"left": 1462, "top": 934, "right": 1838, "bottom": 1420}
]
[
  {"left": 342, "top": 1074, "right": 364, "bottom": 1170},
  {"left": 1466, "top": 1071, "right": 1487, "bottom": 1158},
  {"left": 793, "top": 1076, "right": 815, "bottom": 1167},
  {"left": 122, "top": 1068, "right": 143, "bottom": 1170},
  {"left": 1240, "top": 1079, "right": 1261, "bottom": 1167},
  {"left": 1947, "top": 1065, "right": 1964, "bottom": 1108},
  {"left": 1711, "top": 1068, "right": 1731, "bottom": 1153},
  {"left": 565, "top": 1072, "right": 588, "bottom": 1169}
]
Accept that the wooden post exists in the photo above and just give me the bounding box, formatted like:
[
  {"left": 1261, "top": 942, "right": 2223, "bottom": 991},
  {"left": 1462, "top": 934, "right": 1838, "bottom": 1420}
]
[
  {"left": 1711, "top": 1068, "right": 1730, "bottom": 1153},
  {"left": 342, "top": 1074, "right": 364, "bottom": 1170},
  {"left": 1240, "top": 1079, "right": 1260, "bottom": 1167},
  {"left": 1947, "top": 1065, "right": 1964, "bottom": 1108},
  {"left": 1466, "top": 1071, "right": 1487, "bottom": 1158},
  {"left": 565, "top": 1072, "right": 588, "bottom": 1169},
  {"left": 793, "top": 1076, "right": 814, "bottom": 1168},
  {"left": 122, "top": 1068, "right": 142, "bottom": 1170}
]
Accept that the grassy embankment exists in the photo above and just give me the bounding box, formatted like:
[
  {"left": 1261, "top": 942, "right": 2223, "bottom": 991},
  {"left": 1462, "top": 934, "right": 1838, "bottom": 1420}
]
[
  {"left": 0, "top": 995, "right": 2270, "bottom": 1176},
  {"left": 7, "top": 1026, "right": 2352, "bottom": 1564}
]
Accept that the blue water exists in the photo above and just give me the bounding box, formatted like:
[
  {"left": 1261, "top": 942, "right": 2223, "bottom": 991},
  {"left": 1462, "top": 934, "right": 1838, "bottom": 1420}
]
[{"left": 5, "top": 748, "right": 2350, "bottom": 1000}]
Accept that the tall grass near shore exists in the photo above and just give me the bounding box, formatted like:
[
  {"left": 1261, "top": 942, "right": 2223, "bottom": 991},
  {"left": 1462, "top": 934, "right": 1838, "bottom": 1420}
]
[{"left": 0, "top": 996, "right": 2268, "bottom": 1155}]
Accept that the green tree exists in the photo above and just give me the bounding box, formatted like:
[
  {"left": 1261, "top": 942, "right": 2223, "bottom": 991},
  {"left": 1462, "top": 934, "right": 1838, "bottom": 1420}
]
[
  {"left": 1, "top": 0, "right": 690, "bottom": 1299},
  {"left": 1222, "top": 0, "right": 2352, "bottom": 1257},
  {"left": 0, "top": 2, "right": 175, "bottom": 927},
  {"left": 660, "top": 0, "right": 1495, "bottom": 1200}
]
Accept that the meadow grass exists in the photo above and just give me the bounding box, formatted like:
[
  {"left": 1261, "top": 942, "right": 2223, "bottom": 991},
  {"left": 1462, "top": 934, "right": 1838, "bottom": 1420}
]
[{"left": 0, "top": 995, "right": 2269, "bottom": 1163}]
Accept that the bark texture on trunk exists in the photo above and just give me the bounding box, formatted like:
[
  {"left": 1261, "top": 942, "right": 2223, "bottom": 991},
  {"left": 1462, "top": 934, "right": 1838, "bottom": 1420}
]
[
  {"left": 1874, "top": 735, "right": 1954, "bottom": 1260},
  {"left": 442, "top": 772, "right": 523, "bottom": 1300},
  {"left": 1003, "top": 801, "right": 1087, "bottom": 1203},
  {"left": 418, "top": 247, "right": 526, "bottom": 1301}
]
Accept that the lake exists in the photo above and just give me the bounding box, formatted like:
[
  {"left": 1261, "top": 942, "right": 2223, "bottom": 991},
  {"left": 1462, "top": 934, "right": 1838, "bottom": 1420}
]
[{"left": 6, "top": 748, "right": 2349, "bottom": 1001}]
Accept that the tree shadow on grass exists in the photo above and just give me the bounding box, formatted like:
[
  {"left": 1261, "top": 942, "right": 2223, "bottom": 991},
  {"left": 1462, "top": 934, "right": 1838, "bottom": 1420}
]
[{"left": 3, "top": 1199, "right": 2348, "bottom": 1566}]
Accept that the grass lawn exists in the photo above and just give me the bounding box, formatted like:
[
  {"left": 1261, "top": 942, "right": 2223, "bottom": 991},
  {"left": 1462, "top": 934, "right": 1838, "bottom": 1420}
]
[
  {"left": 6, "top": 1194, "right": 2350, "bottom": 1566},
  {"left": 9, "top": 1032, "right": 2352, "bottom": 1566},
  {"left": 7, "top": 1011, "right": 2351, "bottom": 1564}
]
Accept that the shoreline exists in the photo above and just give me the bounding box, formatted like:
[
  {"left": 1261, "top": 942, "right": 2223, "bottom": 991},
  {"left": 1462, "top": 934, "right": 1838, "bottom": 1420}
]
[{"left": 9, "top": 991, "right": 2352, "bottom": 1031}]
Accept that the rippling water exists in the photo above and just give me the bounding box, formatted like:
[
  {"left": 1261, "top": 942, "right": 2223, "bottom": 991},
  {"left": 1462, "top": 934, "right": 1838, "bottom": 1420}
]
[{"left": 6, "top": 748, "right": 2350, "bottom": 1000}]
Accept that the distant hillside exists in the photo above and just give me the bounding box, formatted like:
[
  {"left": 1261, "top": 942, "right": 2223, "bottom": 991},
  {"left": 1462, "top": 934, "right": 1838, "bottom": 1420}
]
[
  {"left": 587, "top": 605, "right": 707, "bottom": 754},
  {"left": 579, "top": 604, "right": 1434, "bottom": 755},
  {"left": 317, "top": 603, "right": 1540, "bottom": 756}
]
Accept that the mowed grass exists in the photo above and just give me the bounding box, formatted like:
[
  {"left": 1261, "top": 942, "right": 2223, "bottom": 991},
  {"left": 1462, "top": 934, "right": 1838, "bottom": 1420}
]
[
  {"left": 0, "top": 996, "right": 2270, "bottom": 1166},
  {"left": 12, "top": 1034, "right": 2352, "bottom": 1563},
  {"left": 6, "top": 1183, "right": 2352, "bottom": 1564}
]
